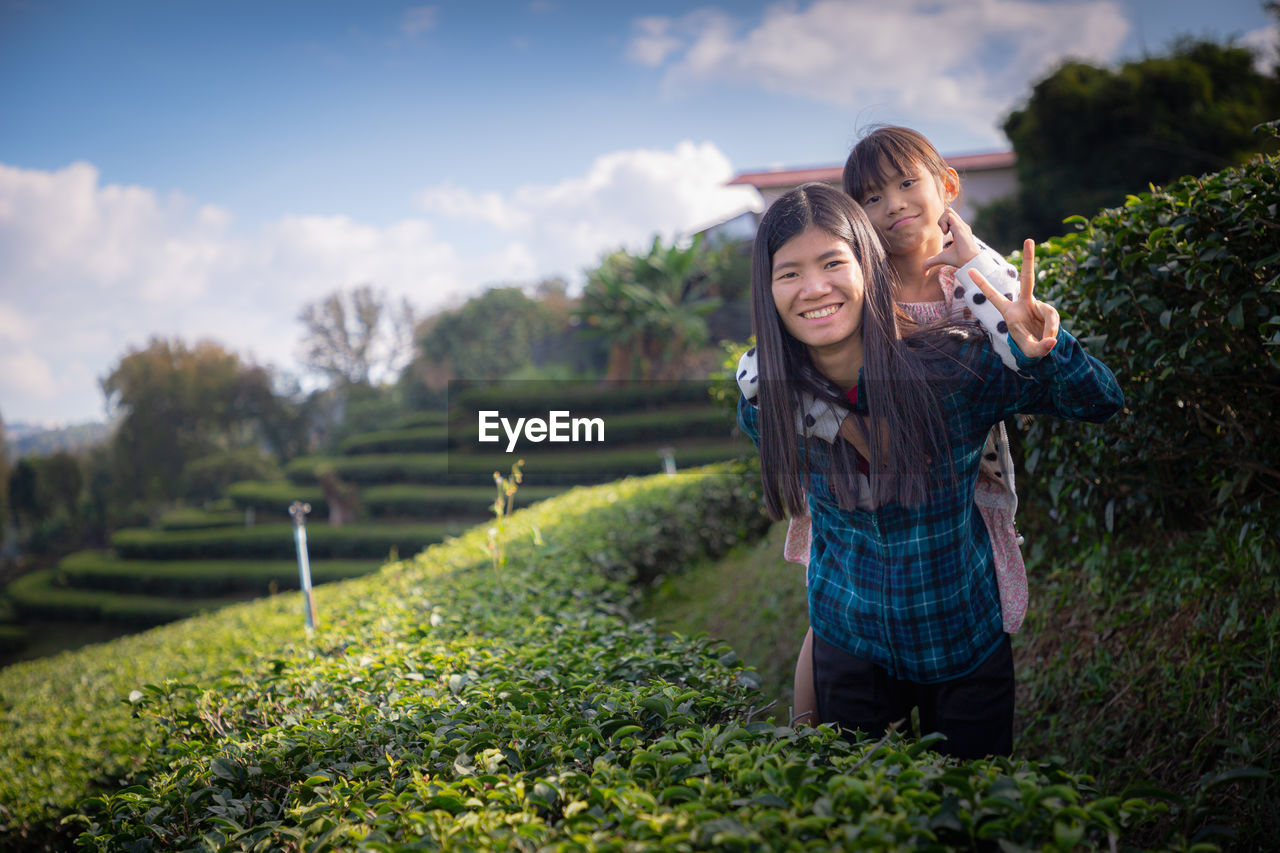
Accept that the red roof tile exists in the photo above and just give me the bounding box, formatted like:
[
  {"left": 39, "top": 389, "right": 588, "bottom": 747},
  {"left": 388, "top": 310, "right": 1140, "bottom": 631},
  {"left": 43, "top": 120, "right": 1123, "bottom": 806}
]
[{"left": 729, "top": 151, "right": 1015, "bottom": 189}]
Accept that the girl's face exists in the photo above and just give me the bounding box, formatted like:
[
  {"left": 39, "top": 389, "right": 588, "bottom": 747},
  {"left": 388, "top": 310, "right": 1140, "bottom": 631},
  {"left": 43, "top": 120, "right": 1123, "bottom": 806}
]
[
  {"left": 857, "top": 161, "right": 957, "bottom": 256},
  {"left": 771, "top": 225, "right": 865, "bottom": 357}
]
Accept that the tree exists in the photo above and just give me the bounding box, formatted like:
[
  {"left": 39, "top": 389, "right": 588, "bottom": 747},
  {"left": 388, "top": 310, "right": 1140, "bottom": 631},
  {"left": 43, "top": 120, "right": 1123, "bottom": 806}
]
[
  {"left": 577, "top": 235, "right": 723, "bottom": 380},
  {"left": 100, "top": 337, "right": 279, "bottom": 504},
  {"left": 976, "top": 39, "right": 1280, "bottom": 247},
  {"left": 297, "top": 285, "right": 417, "bottom": 388},
  {"left": 410, "top": 285, "right": 567, "bottom": 388}
]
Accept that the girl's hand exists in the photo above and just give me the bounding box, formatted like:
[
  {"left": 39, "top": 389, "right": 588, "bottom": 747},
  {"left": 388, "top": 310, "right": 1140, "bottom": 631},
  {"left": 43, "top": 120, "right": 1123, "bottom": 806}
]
[
  {"left": 968, "top": 239, "right": 1061, "bottom": 358},
  {"left": 923, "top": 206, "right": 981, "bottom": 271}
]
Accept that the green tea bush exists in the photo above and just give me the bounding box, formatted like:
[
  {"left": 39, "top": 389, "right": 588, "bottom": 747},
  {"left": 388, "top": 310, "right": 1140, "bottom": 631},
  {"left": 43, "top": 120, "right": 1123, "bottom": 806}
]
[
  {"left": 285, "top": 453, "right": 449, "bottom": 486},
  {"left": 110, "top": 522, "right": 457, "bottom": 560},
  {"left": 449, "top": 406, "right": 736, "bottom": 450},
  {"left": 225, "top": 480, "right": 327, "bottom": 516},
  {"left": 0, "top": 464, "right": 1168, "bottom": 851},
  {"left": 6, "top": 569, "right": 247, "bottom": 626},
  {"left": 1027, "top": 148, "right": 1280, "bottom": 530},
  {"left": 361, "top": 483, "right": 567, "bottom": 519},
  {"left": 56, "top": 551, "right": 379, "bottom": 596},
  {"left": 453, "top": 380, "right": 717, "bottom": 418},
  {"left": 387, "top": 409, "right": 448, "bottom": 429},
  {"left": 448, "top": 442, "right": 746, "bottom": 484},
  {"left": 157, "top": 507, "right": 246, "bottom": 531},
  {"left": 287, "top": 445, "right": 745, "bottom": 487},
  {"left": 338, "top": 426, "right": 450, "bottom": 455}
]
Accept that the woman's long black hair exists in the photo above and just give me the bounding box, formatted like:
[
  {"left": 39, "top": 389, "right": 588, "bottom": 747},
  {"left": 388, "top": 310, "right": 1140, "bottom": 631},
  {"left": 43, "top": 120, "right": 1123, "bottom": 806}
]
[{"left": 750, "top": 183, "right": 979, "bottom": 519}]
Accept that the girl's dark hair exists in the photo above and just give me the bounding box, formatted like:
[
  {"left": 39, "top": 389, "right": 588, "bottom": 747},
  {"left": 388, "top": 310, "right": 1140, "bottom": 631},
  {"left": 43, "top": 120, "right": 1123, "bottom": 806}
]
[
  {"left": 750, "top": 183, "right": 977, "bottom": 518},
  {"left": 842, "top": 125, "right": 953, "bottom": 205}
]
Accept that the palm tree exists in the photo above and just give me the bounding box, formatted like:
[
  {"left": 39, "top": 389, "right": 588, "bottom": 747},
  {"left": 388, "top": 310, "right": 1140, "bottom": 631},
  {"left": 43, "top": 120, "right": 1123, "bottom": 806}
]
[{"left": 578, "top": 235, "right": 723, "bottom": 380}]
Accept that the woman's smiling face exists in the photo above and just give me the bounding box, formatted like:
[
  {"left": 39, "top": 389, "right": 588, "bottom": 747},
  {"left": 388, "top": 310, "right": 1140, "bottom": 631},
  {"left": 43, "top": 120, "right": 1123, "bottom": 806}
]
[{"left": 771, "top": 225, "right": 865, "bottom": 358}]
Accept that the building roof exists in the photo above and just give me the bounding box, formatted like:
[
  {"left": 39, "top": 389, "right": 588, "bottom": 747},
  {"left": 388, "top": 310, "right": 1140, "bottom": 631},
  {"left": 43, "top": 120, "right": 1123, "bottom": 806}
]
[{"left": 728, "top": 150, "right": 1015, "bottom": 189}]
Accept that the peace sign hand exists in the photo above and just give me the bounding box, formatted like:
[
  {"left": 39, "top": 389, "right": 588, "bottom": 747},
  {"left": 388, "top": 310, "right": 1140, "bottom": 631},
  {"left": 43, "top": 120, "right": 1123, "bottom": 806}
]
[{"left": 967, "top": 239, "right": 1060, "bottom": 359}]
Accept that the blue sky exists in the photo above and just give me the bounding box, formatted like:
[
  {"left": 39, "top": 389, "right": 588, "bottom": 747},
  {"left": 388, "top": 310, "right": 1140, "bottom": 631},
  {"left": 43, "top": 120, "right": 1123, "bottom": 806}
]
[{"left": 1, "top": 0, "right": 1275, "bottom": 426}]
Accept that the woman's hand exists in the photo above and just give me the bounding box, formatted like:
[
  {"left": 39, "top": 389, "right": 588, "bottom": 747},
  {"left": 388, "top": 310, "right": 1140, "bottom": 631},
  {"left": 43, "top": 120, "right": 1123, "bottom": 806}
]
[
  {"left": 923, "top": 206, "right": 981, "bottom": 271},
  {"left": 968, "top": 239, "right": 1061, "bottom": 358}
]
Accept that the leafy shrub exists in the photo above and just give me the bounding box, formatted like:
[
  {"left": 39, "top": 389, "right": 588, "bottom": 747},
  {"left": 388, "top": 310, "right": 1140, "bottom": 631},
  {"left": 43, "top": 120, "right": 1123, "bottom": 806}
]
[
  {"left": 109, "top": 522, "right": 458, "bottom": 560},
  {"left": 338, "top": 426, "right": 450, "bottom": 455},
  {"left": 361, "top": 483, "right": 567, "bottom": 519},
  {"left": 284, "top": 453, "right": 449, "bottom": 485},
  {"left": 1016, "top": 516, "right": 1278, "bottom": 849},
  {"left": 6, "top": 569, "right": 248, "bottom": 626},
  {"left": 452, "top": 380, "right": 717, "bottom": 418},
  {"left": 286, "top": 444, "right": 745, "bottom": 486},
  {"left": 225, "top": 480, "right": 327, "bottom": 516},
  {"left": 1026, "top": 148, "right": 1280, "bottom": 530},
  {"left": 0, "top": 624, "right": 28, "bottom": 654},
  {"left": 0, "top": 464, "right": 1168, "bottom": 851},
  {"left": 156, "top": 507, "right": 245, "bottom": 531},
  {"left": 55, "top": 551, "right": 379, "bottom": 597},
  {"left": 181, "top": 447, "right": 283, "bottom": 505},
  {"left": 449, "top": 405, "right": 736, "bottom": 450},
  {"left": 387, "top": 409, "right": 448, "bottom": 429}
]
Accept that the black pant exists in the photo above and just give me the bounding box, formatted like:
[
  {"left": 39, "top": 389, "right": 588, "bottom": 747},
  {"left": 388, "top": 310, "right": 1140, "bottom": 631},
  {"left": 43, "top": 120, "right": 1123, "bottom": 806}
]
[{"left": 812, "top": 633, "right": 1014, "bottom": 760}]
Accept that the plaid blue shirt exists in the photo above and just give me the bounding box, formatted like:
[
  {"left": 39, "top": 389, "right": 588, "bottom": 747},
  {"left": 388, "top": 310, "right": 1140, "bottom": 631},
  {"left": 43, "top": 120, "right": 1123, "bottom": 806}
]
[{"left": 739, "top": 329, "right": 1123, "bottom": 683}]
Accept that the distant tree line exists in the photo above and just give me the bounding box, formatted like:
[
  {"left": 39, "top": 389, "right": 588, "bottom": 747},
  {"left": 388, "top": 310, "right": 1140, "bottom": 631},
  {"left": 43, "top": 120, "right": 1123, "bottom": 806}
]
[{"left": 0, "top": 232, "right": 750, "bottom": 565}]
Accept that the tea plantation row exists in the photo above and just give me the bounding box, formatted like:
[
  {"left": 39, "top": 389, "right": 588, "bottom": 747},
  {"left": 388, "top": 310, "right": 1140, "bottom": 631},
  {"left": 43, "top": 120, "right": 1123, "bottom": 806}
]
[
  {"left": 0, "top": 464, "right": 1169, "bottom": 851},
  {"left": 3, "top": 387, "right": 742, "bottom": 646}
]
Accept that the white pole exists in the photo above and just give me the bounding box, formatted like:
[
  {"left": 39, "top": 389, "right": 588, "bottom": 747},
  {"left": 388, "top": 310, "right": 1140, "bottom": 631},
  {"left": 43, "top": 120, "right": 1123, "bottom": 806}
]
[{"left": 289, "top": 501, "right": 316, "bottom": 632}]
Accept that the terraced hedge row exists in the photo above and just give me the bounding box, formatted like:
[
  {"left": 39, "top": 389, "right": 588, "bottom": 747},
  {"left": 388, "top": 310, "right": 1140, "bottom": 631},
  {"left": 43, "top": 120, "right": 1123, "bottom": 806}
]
[
  {"left": 0, "top": 464, "right": 1167, "bottom": 850},
  {"left": 452, "top": 380, "right": 720, "bottom": 418},
  {"left": 5, "top": 570, "right": 250, "bottom": 626},
  {"left": 284, "top": 443, "right": 744, "bottom": 486},
  {"left": 225, "top": 480, "right": 327, "bottom": 516},
  {"left": 110, "top": 521, "right": 459, "bottom": 560},
  {"left": 226, "top": 481, "right": 570, "bottom": 520},
  {"left": 56, "top": 551, "right": 380, "bottom": 596},
  {"left": 338, "top": 426, "right": 450, "bottom": 456}
]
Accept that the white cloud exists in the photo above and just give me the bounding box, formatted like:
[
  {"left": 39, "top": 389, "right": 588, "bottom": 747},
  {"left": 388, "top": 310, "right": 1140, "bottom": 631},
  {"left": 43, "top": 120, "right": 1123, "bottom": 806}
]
[
  {"left": 1241, "top": 23, "right": 1278, "bottom": 73},
  {"left": 0, "top": 144, "right": 760, "bottom": 424},
  {"left": 0, "top": 161, "right": 468, "bottom": 424},
  {"left": 628, "top": 0, "right": 1130, "bottom": 137},
  {"left": 627, "top": 16, "right": 685, "bottom": 66},
  {"left": 416, "top": 140, "right": 762, "bottom": 284},
  {"left": 402, "top": 5, "right": 439, "bottom": 36},
  {"left": 0, "top": 350, "right": 57, "bottom": 403}
]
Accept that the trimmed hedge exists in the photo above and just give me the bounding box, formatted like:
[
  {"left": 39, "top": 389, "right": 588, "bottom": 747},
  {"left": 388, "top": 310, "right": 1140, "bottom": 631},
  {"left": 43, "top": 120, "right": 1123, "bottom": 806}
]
[
  {"left": 1029, "top": 148, "right": 1280, "bottom": 529},
  {"left": 0, "top": 464, "right": 1168, "bottom": 850},
  {"left": 284, "top": 453, "right": 448, "bottom": 485},
  {"left": 361, "top": 483, "right": 568, "bottom": 519},
  {"left": 448, "top": 442, "right": 747, "bottom": 484},
  {"left": 451, "top": 379, "right": 722, "bottom": 418},
  {"left": 110, "top": 522, "right": 458, "bottom": 560},
  {"left": 286, "top": 442, "right": 746, "bottom": 486},
  {"left": 388, "top": 409, "right": 448, "bottom": 429},
  {"left": 55, "top": 551, "right": 380, "bottom": 597},
  {"left": 339, "top": 426, "right": 450, "bottom": 456},
  {"left": 450, "top": 405, "right": 736, "bottom": 450},
  {"left": 156, "top": 507, "right": 246, "bottom": 531},
  {"left": 6, "top": 570, "right": 250, "bottom": 627},
  {"left": 225, "top": 480, "right": 327, "bottom": 516}
]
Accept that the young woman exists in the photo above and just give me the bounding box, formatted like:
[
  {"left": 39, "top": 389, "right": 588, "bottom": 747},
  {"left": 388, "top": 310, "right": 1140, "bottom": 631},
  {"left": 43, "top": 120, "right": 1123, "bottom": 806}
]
[{"left": 738, "top": 182, "right": 1122, "bottom": 758}]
